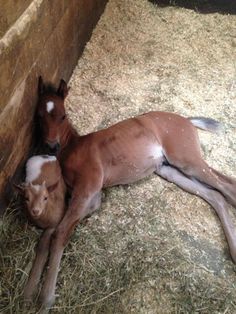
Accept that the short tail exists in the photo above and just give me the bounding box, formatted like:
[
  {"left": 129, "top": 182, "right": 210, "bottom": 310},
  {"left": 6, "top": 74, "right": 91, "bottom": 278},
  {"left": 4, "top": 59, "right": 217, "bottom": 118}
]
[{"left": 188, "top": 117, "right": 222, "bottom": 133}]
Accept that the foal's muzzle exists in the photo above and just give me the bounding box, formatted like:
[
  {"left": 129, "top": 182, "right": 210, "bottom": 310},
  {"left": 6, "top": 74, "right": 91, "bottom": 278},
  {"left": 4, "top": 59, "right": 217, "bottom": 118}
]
[
  {"left": 31, "top": 208, "right": 41, "bottom": 217},
  {"left": 45, "top": 140, "right": 60, "bottom": 155}
]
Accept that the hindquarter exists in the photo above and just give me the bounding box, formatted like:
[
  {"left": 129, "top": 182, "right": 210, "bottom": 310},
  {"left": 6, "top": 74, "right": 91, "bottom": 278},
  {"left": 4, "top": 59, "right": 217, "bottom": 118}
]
[{"left": 139, "top": 111, "right": 203, "bottom": 167}]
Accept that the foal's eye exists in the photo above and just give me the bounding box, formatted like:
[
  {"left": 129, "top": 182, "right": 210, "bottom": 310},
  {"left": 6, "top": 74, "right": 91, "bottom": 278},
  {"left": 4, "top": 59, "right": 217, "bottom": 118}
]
[
  {"left": 44, "top": 196, "right": 48, "bottom": 201},
  {"left": 61, "top": 115, "right": 66, "bottom": 121}
]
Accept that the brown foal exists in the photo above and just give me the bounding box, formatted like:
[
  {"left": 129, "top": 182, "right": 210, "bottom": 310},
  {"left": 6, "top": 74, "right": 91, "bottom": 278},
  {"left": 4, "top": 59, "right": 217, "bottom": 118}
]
[{"left": 33, "top": 77, "right": 236, "bottom": 309}]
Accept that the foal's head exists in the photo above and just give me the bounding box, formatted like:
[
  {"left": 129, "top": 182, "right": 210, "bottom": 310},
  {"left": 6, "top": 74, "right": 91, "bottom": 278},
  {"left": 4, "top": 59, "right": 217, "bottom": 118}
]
[
  {"left": 14, "top": 181, "right": 59, "bottom": 218},
  {"left": 37, "top": 77, "right": 70, "bottom": 153}
]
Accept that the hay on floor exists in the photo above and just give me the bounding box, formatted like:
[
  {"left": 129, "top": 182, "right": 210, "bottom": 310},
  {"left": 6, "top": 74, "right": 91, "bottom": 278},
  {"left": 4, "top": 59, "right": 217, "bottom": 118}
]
[{"left": 1, "top": 0, "right": 236, "bottom": 313}]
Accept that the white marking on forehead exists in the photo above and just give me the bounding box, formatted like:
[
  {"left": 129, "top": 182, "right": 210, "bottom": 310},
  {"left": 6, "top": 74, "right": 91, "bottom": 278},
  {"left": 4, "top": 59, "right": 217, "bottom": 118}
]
[
  {"left": 46, "top": 101, "right": 54, "bottom": 113},
  {"left": 31, "top": 184, "right": 41, "bottom": 192},
  {"left": 25, "top": 155, "right": 57, "bottom": 182},
  {"left": 149, "top": 145, "right": 163, "bottom": 159}
]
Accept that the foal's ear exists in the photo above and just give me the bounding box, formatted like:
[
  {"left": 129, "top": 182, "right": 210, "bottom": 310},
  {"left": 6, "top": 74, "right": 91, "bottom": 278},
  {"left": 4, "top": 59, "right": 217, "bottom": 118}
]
[
  {"left": 47, "top": 181, "right": 59, "bottom": 193},
  {"left": 38, "top": 76, "right": 45, "bottom": 95},
  {"left": 13, "top": 183, "right": 25, "bottom": 195},
  {"left": 57, "top": 79, "right": 70, "bottom": 99}
]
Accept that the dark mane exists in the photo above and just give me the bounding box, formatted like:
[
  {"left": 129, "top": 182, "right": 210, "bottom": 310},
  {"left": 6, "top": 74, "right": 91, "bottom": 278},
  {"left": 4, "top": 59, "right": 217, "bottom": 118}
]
[{"left": 43, "top": 83, "right": 58, "bottom": 96}]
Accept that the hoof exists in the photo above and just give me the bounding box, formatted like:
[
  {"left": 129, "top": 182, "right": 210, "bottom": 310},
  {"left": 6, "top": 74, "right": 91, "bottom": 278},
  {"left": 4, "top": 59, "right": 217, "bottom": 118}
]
[
  {"left": 23, "top": 288, "right": 35, "bottom": 303},
  {"left": 39, "top": 293, "right": 56, "bottom": 311},
  {"left": 230, "top": 250, "right": 236, "bottom": 265},
  {"left": 22, "top": 297, "right": 34, "bottom": 312}
]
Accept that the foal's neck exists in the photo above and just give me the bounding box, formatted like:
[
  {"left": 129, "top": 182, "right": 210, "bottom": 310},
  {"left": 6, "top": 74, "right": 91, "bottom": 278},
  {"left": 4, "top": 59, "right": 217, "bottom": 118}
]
[{"left": 61, "top": 121, "right": 79, "bottom": 149}]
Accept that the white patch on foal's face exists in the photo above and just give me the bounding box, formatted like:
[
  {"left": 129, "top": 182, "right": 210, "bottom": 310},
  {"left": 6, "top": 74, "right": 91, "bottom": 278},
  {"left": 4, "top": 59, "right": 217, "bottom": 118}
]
[
  {"left": 46, "top": 101, "right": 55, "bottom": 113},
  {"left": 25, "top": 155, "right": 57, "bottom": 182},
  {"left": 31, "top": 184, "right": 42, "bottom": 192}
]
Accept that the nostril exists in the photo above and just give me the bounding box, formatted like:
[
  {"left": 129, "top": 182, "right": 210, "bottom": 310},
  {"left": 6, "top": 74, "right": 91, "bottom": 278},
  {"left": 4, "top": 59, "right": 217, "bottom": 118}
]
[
  {"left": 44, "top": 141, "right": 60, "bottom": 155},
  {"left": 46, "top": 141, "right": 58, "bottom": 149},
  {"left": 32, "top": 209, "right": 40, "bottom": 217}
]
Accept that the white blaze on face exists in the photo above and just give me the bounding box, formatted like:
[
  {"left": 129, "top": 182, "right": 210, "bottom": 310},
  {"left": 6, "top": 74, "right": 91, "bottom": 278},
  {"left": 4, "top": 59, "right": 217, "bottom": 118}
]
[
  {"left": 46, "top": 101, "right": 55, "bottom": 113},
  {"left": 25, "top": 155, "right": 57, "bottom": 182}
]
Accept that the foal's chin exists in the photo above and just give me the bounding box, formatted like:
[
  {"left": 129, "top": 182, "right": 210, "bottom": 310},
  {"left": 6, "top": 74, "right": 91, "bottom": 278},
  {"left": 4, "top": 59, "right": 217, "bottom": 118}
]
[{"left": 43, "top": 143, "right": 60, "bottom": 156}]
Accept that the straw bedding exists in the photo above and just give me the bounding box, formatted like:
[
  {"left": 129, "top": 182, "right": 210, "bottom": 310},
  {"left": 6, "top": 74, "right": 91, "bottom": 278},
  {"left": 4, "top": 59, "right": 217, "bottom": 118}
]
[{"left": 1, "top": 0, "right": 236, "bottom": 312}]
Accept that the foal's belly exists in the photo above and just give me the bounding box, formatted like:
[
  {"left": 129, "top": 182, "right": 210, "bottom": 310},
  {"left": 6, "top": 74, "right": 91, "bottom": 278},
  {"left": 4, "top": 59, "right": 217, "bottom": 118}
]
[{"left": 103, "top": 143, "right": 164, "bottom": 187}]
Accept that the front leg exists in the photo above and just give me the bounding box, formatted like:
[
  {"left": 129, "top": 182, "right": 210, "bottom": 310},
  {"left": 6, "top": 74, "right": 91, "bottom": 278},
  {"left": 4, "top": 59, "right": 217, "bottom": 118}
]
[
  {"left": 24, "top": 227, "right": 55, "bottom": 302},
  {"left": 39, "top": 180, "right": 102, "bottom": 311}
]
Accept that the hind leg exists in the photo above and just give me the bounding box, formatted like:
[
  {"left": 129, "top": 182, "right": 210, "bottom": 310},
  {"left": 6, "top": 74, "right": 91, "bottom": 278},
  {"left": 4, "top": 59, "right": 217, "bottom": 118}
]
[
  {"left": 175, "top": 159, "right": 236, "bottom": 208},
  {"left": 163, "top": 133, "right": 236, "bottom": 207},
  {"left": 155, "top": 164, "right": 236, "bottom": 263}
]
